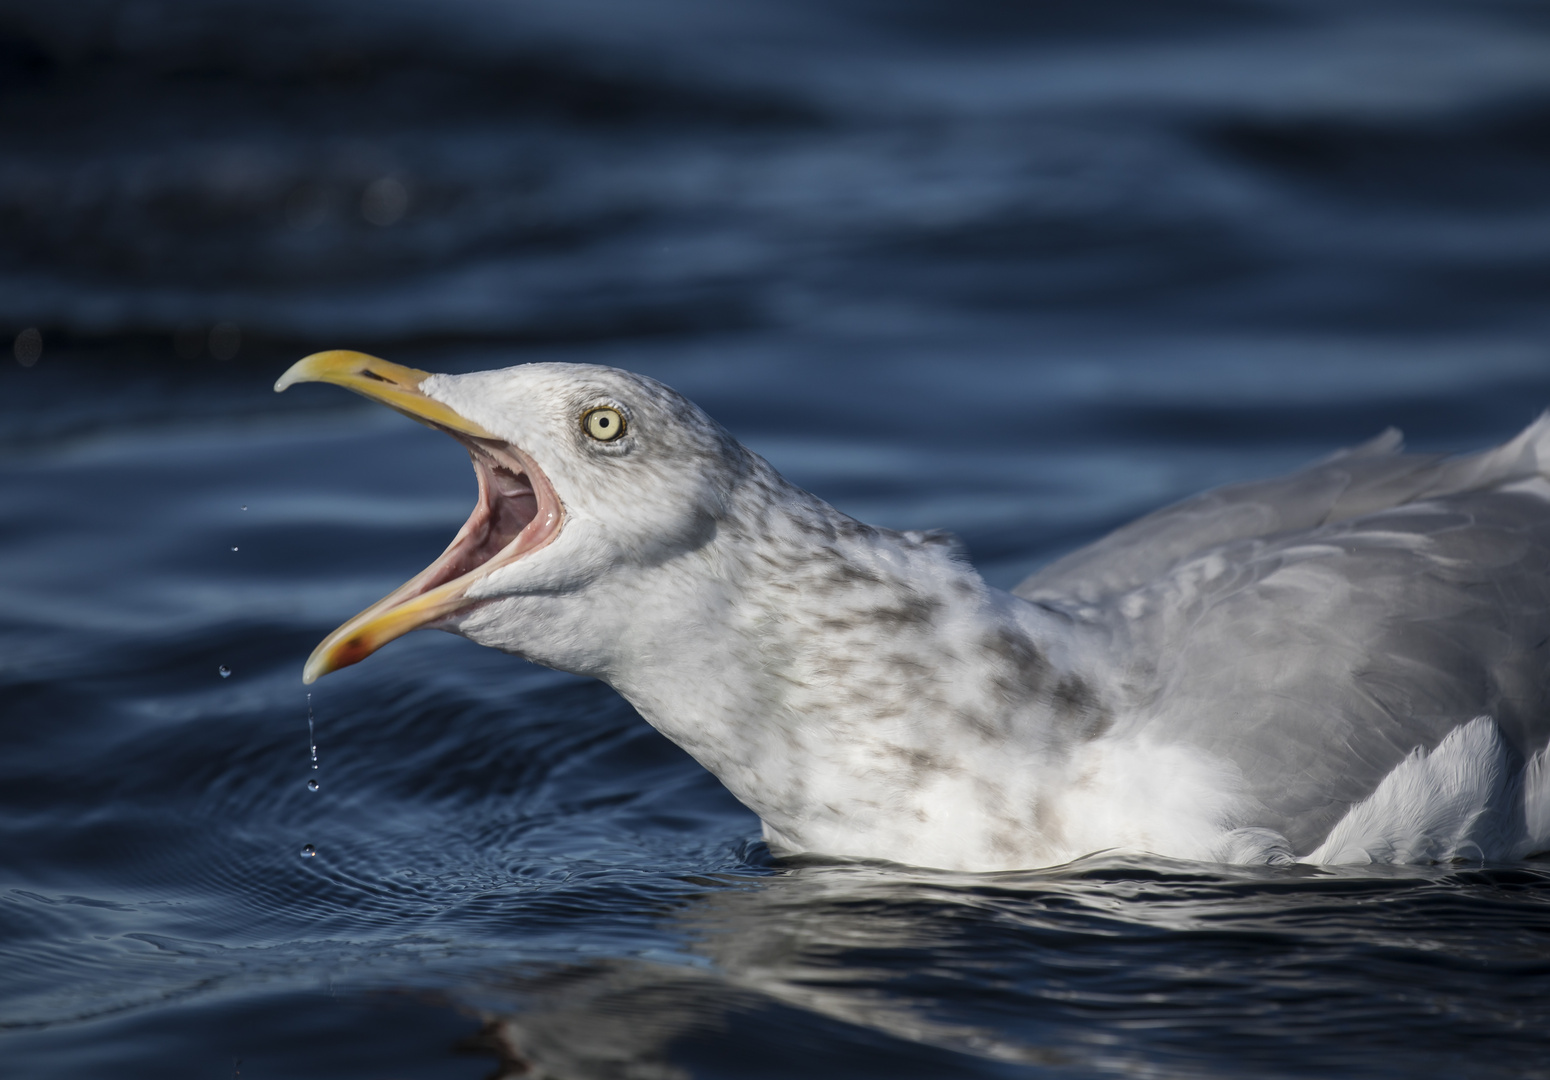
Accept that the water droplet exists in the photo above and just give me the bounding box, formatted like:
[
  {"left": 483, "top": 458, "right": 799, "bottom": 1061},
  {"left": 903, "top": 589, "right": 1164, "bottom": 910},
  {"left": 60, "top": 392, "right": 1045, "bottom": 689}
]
[
  {"left": 361, "top": 176, "right": 409, "bottom": 226},
  {"left": 240, "top": 505, "right": 248, "bottom": 511},
  {"left": 14, "top": 327, "right": 42, "bottom": 367},
  {"left": 218, "top": 665, "right": 231, "bottom": 678},
  {"left": 300, "top": 844, "right": 316, "bottom": 858},
  {"left": 307, "top": 693, "right": 318, "bottom": 768},
  {"left": 230, "top": 546, "right": 239, "bottom": 552},
  {"left": 307, "top": 779, "right": 318, "bottom": 792}
]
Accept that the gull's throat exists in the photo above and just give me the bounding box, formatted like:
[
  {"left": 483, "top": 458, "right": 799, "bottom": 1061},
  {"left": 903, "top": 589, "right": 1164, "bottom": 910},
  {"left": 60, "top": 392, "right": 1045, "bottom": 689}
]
[
  {"left": 420, "top": 448, "right": 541, "bottom": 592},
  {"left": 300, "top": 436, "right": 563, "bottom": 683}
]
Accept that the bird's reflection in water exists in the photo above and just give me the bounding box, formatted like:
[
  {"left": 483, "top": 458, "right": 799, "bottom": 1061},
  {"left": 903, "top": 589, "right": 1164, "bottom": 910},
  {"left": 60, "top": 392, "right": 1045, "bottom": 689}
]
[
  {"left": 458, "top": 854, "right": 1550, "bottom": 1078},
  {"left": 465, "top": 860, "right": 1077, "bottom": 1079}
]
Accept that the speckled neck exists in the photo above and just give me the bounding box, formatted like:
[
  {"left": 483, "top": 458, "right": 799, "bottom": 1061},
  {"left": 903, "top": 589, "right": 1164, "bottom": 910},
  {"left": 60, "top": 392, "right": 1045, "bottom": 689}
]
[{"left": 602, "top": 456, "right": 1116, "bottom": 870}]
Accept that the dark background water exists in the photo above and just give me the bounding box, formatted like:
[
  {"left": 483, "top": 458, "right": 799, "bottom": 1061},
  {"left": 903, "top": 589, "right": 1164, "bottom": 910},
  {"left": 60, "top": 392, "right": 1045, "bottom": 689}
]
[{"left": 4, "top": 1, "right": 1550, "bottom": 1076}]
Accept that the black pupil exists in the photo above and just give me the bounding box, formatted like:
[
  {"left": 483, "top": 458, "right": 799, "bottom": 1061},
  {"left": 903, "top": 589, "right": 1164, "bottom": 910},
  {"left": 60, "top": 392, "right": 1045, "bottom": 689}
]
[{"left": 597, "top": 416, "right": 611, "bottom": 429}]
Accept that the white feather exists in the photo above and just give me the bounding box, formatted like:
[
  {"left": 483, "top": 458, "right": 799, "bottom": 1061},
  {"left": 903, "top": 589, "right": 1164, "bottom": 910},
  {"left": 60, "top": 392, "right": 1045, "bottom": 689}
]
[
  {"left": 1306, "top": 717, "right": 1511, "bottom": 865},
  {"left": 1518, "top": 743, "right": 1550, "bottom": 859}
]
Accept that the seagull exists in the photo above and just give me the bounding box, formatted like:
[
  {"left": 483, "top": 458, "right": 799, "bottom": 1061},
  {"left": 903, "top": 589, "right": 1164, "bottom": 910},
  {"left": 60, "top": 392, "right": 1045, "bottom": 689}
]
[{"left": 277, "top": 351, "right": 1550, "bottom": 871}]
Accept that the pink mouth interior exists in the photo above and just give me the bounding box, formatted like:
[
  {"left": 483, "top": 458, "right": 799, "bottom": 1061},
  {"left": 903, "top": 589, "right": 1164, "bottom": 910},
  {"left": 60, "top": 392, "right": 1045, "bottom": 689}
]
[{"left": 414, "top": 446, "right": 550, "bottom": 595}]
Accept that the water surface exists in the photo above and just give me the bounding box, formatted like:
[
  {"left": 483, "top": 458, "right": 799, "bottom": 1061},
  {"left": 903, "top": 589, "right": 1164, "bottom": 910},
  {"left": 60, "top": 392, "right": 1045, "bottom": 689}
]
[{"left": 3, "top": 0, "right": 1550, "bottom": 1075}]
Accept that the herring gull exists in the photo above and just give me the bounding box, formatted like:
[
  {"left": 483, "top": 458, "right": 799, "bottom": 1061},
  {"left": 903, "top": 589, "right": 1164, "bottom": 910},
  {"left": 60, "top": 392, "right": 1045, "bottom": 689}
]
[{"left": 276, "top": 351, "right": 1550, "bottom": 871}]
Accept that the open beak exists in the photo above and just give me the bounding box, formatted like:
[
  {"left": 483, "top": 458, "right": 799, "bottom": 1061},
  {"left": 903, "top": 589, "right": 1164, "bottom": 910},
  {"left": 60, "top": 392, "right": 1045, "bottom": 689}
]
[{"left": 276, "top": 351, "right": 563, "bottom": 684}]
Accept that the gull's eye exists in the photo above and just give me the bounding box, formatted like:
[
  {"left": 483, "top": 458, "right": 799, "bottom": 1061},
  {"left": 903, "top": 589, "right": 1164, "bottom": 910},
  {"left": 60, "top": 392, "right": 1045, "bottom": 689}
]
[{"left": 582, "top": 406, "right": 626, "bottom": 441}]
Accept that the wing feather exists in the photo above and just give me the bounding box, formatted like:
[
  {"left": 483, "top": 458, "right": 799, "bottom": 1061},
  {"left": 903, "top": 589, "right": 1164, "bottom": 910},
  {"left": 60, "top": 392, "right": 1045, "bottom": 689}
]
[
  {"left": 1019, "top": 416, "right": 1550, "bottom": 853},
  {"left": 1016, "top": 415, "right": 1550, "bottom": 607}
]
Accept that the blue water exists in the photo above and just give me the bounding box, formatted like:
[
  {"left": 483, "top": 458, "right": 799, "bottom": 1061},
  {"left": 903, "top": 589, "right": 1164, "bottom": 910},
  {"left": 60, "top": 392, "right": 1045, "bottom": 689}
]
[{"left": 4, "top": 1, "right": 1550, "bottom": 1075}]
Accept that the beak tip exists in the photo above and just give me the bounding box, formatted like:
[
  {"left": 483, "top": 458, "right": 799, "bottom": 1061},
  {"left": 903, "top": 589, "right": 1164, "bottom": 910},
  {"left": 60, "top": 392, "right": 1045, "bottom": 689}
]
[
  {"left": 276, "top": 351, "right": 369, "bottom": 394},
  {"left": 302, "top": 648, "right": 334, "bottom": 685}
]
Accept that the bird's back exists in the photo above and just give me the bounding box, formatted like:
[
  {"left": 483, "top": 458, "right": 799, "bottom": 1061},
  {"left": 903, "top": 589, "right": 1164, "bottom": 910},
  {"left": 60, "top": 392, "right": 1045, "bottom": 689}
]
[{"left": 1016, "top": 416, "right": 1550, "bottom": 856}]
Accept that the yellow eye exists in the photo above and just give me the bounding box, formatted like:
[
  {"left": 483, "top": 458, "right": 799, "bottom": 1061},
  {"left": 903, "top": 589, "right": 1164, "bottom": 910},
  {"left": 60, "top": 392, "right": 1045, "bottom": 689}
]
[{"left": 582, "top": 406, "right": 626, "bottom": 441}]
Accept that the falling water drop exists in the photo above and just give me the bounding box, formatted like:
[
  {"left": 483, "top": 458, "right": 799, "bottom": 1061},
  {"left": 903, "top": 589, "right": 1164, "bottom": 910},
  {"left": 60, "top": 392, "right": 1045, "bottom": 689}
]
[
  {"left": 240, "top": 505, "right": 248, "bottom": 511},
  {"left": 230, "top": 546, "right": 239, "bottom": 552},
  {"left": 307, "top": 693, "right": 319, "bottom": 769},
  {"left": 299, "top": 697, "right": 323, "bottom": 859},
  {"left": 218, "top": 665, "right": 231, "bottom": 678}
]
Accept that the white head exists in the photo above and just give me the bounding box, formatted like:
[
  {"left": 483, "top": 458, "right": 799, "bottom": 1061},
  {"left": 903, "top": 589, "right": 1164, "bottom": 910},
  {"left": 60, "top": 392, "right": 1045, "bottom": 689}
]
[{"left": 276, "top": 351, "right": 760, "bottom": 682}]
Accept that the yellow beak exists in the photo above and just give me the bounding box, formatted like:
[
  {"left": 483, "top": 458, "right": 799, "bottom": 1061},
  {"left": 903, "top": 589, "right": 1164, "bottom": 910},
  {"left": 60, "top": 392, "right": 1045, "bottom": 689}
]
[
  {"left": 274, "top": 350, "right": 498, "bottom": 439},
  {"left": 276, "top": 351, "right": 499, "bottom": 684}
]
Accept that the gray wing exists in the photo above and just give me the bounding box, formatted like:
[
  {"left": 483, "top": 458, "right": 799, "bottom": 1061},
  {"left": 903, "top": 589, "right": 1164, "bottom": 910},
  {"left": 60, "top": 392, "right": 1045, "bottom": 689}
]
[
  {"left": 1017, "top": 417, "right": 1550, "bottom": 853},
  {"left": 1017, "top": 420, "right": 1545, "bottom": 607}
]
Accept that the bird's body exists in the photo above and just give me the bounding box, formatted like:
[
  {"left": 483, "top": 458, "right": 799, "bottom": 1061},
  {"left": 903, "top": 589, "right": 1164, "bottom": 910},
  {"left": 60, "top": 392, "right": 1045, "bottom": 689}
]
[{"left": 279, "top": 353, "right": 1550, "bottom": 871}]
